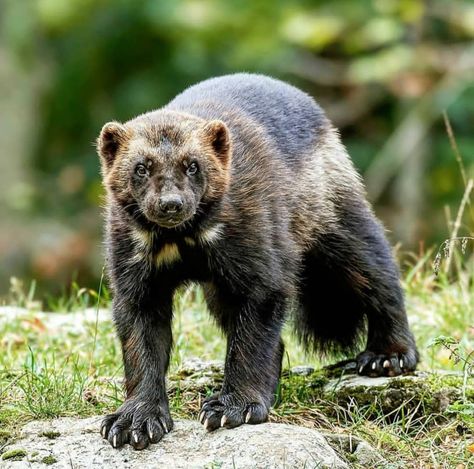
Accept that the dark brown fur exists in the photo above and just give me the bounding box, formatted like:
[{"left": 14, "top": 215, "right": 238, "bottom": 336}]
[{"left": 97, "top": 73, "right": 418, "bottom": 450}]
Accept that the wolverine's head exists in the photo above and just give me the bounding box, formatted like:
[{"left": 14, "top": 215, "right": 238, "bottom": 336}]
[{"left": 97, "top": 111, "right": 231, "bottom": 229}]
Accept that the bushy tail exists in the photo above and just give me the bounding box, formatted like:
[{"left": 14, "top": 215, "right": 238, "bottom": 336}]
[{"left": 293, "top": 239, "right": 368, "bottom": 359}]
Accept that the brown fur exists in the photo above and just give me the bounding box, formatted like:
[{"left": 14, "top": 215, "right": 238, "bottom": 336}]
[{"left": 97, "top": 73, "right": 418, "bottom": 450}]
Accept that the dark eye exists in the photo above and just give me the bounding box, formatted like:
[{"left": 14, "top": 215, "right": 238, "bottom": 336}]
[
  {"left": 135, "top": 164, "right": 148, "bottom": 178},
  {"left": 186, "top": 162, "right": 199, "bottom": 176}
]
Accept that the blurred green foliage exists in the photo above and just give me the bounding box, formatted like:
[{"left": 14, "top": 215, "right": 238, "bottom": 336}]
[{"left": 0, "top": 0, "right": 473, "bottom": 297}]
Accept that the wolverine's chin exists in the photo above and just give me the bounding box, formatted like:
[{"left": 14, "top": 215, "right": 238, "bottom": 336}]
[
  {"left": 147, "top": 214, "right": 193, "bottom": 229},
  {"left": 157, "top": 220, "right": 185, "bottom": 229}
]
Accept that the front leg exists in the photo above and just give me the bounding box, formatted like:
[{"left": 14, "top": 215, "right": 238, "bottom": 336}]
[
  {"left": 200, "top": 294, "right": 286, "bottom": 431},
  {"left": 101, "top": 291, "right": 174, "bottom": 450}
]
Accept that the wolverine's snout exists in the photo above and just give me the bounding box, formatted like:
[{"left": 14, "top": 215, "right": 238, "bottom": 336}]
[
  {"left": 159, "top": 195, "right": 184, "bottom": 214},
  {"left": 142, "top": 191, "right": 192, "bottom": 228}
]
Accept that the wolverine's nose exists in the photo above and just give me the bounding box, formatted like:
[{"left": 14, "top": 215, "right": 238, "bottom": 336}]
[{"left": 159, "top": 195, "right": 183, "bottom": 214}]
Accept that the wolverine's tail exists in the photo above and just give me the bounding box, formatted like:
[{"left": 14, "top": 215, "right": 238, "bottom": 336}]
[{"left": 293, "top": 235, "right": 368, "bottom": 358}]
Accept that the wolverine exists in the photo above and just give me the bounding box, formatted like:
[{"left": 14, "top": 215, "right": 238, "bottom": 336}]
[{"left": 97, "top": 73, "right": 418, "bottom": 450}]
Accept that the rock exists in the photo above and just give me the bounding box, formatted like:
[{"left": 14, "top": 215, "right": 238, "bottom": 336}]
[
  {"left": 169, "top": 359, "right": 472, "bottom": 418},
  {"left": 2, "top": 417, "right": 349, "bottom": 469},
  {"left": 168, "top": 358, "right": 224, "bottom": 393},
  {"left": 290, "top": 365, "right": 315, "bottom": 376},
  {"left": 353, "top": 441, "right": 385, "bottom": 467},
  {"left": 322, "top": 369, "right": 470, "bottom": 416},
  {"left": 322, "top": 433, "right": 387, "bottom": 467}
]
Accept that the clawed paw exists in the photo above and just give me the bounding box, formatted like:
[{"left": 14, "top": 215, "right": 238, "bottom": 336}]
[
  {"left": 101, "top": 399, "right": 173, "bottom": 450},
  {"left": 356, "top": 348, "right": 418, "bottom": 377},
  {"left": 198, "top": 393, "right": 268, "bottom": 432}
]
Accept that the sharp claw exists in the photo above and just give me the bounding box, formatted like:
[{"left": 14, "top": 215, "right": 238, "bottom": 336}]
[
  {"left": 160, "top": 419, "right": 168, "bottom": 434},
  {"left": 148, "top": 430, "right": 154, "bottom": 440},
  {"left": 101, "top": 426, "right": 106, "bottom": 438},
  {"left": 199, "top": 411, "right": 205, "bottom": 424},
  {"left": 359, "top": 365, "right": 364, "bottom": 374},
  {"left": 245, "top": 410, "right": 252, "bottom": 423},
  {"left": 372, "top": 362, "right": 376, "bottom": 370},
  {"left": 133, "top": 432, "right": 139, "bottom": 443},
  {"left": 220, "top": 415, "right": 227, "bottom": 427},
  {"left": 204, "top": 418, "right": 209, "bottom": 430},
  {"left": 383, "top": 360, "right": 390, "bottom": 368},
  {"left": 400, "top": 359, "right": 404, "bottom": 369},
  {"left": 113, "top": 435, "right": 117, "bottom": 448}
]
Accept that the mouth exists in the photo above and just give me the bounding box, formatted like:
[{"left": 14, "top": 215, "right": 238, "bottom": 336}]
[
  {"left": 148, "top": 214, "right": 192, "bottom": 229},
  {"left": 157, "top": 219, "right": 185, "bottom": 228}
]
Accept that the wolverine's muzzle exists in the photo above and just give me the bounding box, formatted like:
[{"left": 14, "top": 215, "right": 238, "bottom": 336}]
[
  {"left": 143, "top": 193, "right": 193, "bottom": 229},
  {"left": 158, "top": 195, "right": 184, "bottom": 215}
]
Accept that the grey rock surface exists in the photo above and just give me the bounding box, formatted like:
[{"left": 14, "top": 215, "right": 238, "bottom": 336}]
[
  {"left": 2, "top": 417, "right": 349, "bottom": 469},
  {"left": 322, "top": 433, "right": 387, "bottom": 467},
  {"left": 290, "top": 365, "right": 315, "bottom": 376},
  {"left": 324, "top": 372, "right": 423, "bottom": 391}
]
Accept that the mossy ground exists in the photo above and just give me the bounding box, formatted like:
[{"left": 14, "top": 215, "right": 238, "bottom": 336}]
[
  {"left": 41, "top": 454, "right": 58, "bottom": 465},
  {"left": 0, "top": 259, "right": 473, "bottom": 468},
  {"left": 1, "top": 448, "right": 27, "bottom": 461}
]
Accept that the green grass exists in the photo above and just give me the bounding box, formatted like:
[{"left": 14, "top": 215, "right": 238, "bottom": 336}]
[{"left": 0, "top": 252, "right": 473, "bottom": 467}]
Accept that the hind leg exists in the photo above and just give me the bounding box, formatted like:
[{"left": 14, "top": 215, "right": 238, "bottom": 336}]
[
  {"left": 350, "top": 209, "right": 418, "bottom": 376},
  {"left": 299, "top": 202, "right": 418, "bottom": 377}
]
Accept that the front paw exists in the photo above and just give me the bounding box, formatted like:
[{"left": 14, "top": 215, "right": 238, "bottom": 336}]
[
  {"left": 101, "top": 399, "right": 173, "bottom": 450},
  {"left": 199, "top": 392, "right": 268, "bottom": 432},
  {"left": 357, "top": 347, "right": 418, "bottom": 377}
]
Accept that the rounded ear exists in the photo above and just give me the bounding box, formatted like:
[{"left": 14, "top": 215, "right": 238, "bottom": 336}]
[
  {"left": 202, "top": 120, "right": 231, "bottom": 165},
  {"left": 97, "top": 122, "right": 128, "bottom": 169}
]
